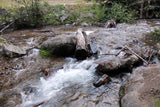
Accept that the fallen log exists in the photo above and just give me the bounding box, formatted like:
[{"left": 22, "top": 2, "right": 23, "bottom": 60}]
[
  {"left": 75, "top": 28, "right": 88, "bottom": 60},
  {"left": 93, "top": 74, "right": 110, "bottom": 87},
  {"left": 125, "top": 45, "right": 149, "bottom": 65},
  {"left": 0, "top": 21, "right": 14, "bottom": 34}
]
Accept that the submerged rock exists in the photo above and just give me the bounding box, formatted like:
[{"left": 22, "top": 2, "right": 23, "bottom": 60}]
[
  {"left": 120, "top": 64, "right": 160, "bottom": 107},
  {"left": 0, "top": 43, "right": 26, "bottom": 57},
  {"left": 41, "top": 34, "right": 77, "bottom": 56}
]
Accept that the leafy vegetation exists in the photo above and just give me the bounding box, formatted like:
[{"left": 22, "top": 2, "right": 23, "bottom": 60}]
[
  {"left": 105, "top": 3, "right": 137, "bottom": 23},
  {"left": 39, "top": 49, "right": 52, "bottom": 58},
  {"left": 151, "top": 29, "right": 160, "bottom": 41},
  {"left": 13, "top": 0, "right": 45, "bottom": 28},
  {"left": 0, "top": 36, "right": 6, "bottom": 43},
  {"left": 152, "top": 97, "right": 160, "bottom": 107},
  {"left": 0, "top": 0, "right": 160, "bottom": 30}
]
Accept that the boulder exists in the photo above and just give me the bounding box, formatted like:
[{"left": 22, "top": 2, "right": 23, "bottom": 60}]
[
  {"left": 41, "top": 34, "right": 77, "bottom": 56},
  {"left": 120, "top": 64, "right": 160, "bottom": 107},
  {"left": 95, "top": 54, "right": 140, "bottom": 75},
  {"left": 0, "top": 43, "right": 26, "bottom": 57},
  {"left": 81, "top": 22, "right": 89, "bottom": 27},
  {"left": 105, "top": 19, "right": 116, "bottom": 28}
]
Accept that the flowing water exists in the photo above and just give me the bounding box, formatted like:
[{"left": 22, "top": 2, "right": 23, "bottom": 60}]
[
  {"left": 0, "top": 19, "right": 160, "bottom": 107},
  {"left": 18, "top": 58, "right": 98, "bottom": 107}
]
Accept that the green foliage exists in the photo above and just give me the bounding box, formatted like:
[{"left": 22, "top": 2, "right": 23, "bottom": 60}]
[
  {"left": 105, "top": 3, "right": 137, "bottom": 23},
  {"left": 44, "top": 5, "right": 65, "bottom": 25},
  {"left": 95, "top": 0, "right": 160, "bottom": 19},
  {"left": 152, "top": 97, "right": 160, "bottom": 107},
  {"left": 13, "top": 0, "right": 45, "bottom": 28},
  {"left": 39, "top": 49, "right": 52, "bottom": 58},
  {"left": 0, "top": 36, "right": 6, "bottom": 43},
  {"left": 0, "top": 7, "right": 14, "bottom": 27},
  {"left": 151, "top": 29, "right": 160, "bottom": 41},
  {"left": 93, "top": 5, "right": 106, "bottom": 22}
]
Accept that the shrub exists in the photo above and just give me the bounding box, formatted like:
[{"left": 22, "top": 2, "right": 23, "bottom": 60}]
[
  {"left": 44, "top": 5, "right": 65, "bottom": 25},
  {"left": 152, "top": 97, "right": 160, "bottom": 107},
  {"left": 13, "top": 0, "right": 45, "bottom": 29},
  {"left": 93, "top": 4, "right": 107, "bottom": 22},
  {"left": 105, "top": 3, "right": 137, "bottom": 23},
  {"left": 150, "top": 29, "right": 160, "bottom": 41},
  {"left": 0, "top": 36, "right": 6, "bottom": 43}
]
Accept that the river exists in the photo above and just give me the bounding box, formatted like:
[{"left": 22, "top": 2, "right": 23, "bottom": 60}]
[{"left": 0, "top": 19, "right": 160, "bottom": 107}]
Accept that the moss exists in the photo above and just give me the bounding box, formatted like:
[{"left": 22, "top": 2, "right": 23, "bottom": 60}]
[
  {"left": 119, "top": 85, "right": 126, "bottom": 99},
  {"left": 0, "top": 37, "right": 6, "bottom": 43},
  {"left": 39, "top": 48, "right": 52, "bottom": 58}
]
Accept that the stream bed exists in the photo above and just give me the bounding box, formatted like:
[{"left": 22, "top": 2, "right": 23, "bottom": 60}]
[{"left": 0, "top": 19, "right": 160, "bottom": 107}]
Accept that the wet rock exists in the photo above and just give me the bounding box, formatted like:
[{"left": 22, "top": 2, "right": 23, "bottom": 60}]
[
  {"left": 0, "top": 43, "right": 26, "bottom": 57},
  {"left": 95, "top": 54, "right": 140, "bottom": 75},
  {"left": 41, "top": 34, "right": 77, "bottom": 56},
  {"left": 105, "top": 19, "right": 116, "bottom": 28},
  {"left": 120, "top": 65, "right": 160, "bottom": 107},
  {"left": 81, "top": 22, "right": 89, "bottom": 27}
]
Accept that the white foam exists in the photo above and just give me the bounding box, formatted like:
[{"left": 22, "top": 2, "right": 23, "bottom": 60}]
[{"left": 18, "top": 58, "right": 98, "bottom": 107}]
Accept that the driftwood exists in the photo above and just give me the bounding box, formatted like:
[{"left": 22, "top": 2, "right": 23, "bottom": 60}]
[
  {"left": 0, "top": 21, "right": 14, "bottom": 34},
  {"left": 102, "top": 48, "right": 125, "bottom": 56},
  {"left": 75, "top": 28, "right": 88, "bottom": 60},
  {"left": 125, "top": 45, "right": 149, "bottom": 65},
  {"left": 102, "top": 46, "right": 149, "bottom": 65},
  {"left": 93, "top": 74, "right": 110, "bottom": 87}
]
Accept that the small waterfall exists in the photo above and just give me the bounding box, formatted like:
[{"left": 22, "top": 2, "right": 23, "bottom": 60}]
[{"left": 17, "top": 58, "right": 98, "bottom": 107}]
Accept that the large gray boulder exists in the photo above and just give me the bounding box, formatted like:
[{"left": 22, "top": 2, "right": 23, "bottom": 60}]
[
  {"left": 41, "top": 34, "right": 77, "bottom": 56},
  {"left": 95, "top": 54, "right": 140, "bottom": 75},
  {"left": 120, "top": 64, "right": 160, "bottom": 107},
  {"left": 0, "top": 43, "right": 26, "bottom": 57}
]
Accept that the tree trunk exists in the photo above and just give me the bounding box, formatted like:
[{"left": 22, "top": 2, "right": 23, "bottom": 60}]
[
  {"left": 75, "top": 28, "right": 88, "bottom": 60},
  {"left": 140, "top": 0, "right": 144, "bottom": 18}
]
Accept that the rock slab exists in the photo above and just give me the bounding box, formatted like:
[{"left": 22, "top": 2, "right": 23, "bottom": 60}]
[
  {"left": 120, "top": 64, "right": 160, "bottom": 107},
  {"left": 0, "top": 43, "right": 26, "bottom": 57}
]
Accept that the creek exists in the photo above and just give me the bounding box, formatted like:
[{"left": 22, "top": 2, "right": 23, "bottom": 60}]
[{"left": 0, "top": 19, "right": 160, "bottom": 107}]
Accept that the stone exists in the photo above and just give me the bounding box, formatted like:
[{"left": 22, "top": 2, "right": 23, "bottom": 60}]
[
  {"left": 81, "top": 22, "right": 89, "bottom": 27},
  {"left": 95, "top": 54, "right": 140, "bottom": 75},
  {"left": 105, "top": 19, "right": 116, "bottom": 28},
  {"left": 41, "top": 34, "right": 77, "bottom": 56},
  {"left": 1, "top": 43, "right": 26, "bottom": 57},
  {"left": 120, "top": 65, "right": 160, "bottom": 107}
]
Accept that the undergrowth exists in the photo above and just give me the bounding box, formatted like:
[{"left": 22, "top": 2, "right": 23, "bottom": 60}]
[
  {"left": 150, "top": 29, "right": 160, "bottom": 41},
  {"left": 0, "top": 0, "right": 137, "bottom": 30},
  {"left": 152, "top": 97, "right": 160, "bottom": 107}
]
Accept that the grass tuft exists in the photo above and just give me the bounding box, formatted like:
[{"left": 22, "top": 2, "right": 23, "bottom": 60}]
[{"left": 39, "top": 49, "right": 52, "bottom": 58}]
